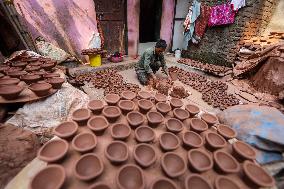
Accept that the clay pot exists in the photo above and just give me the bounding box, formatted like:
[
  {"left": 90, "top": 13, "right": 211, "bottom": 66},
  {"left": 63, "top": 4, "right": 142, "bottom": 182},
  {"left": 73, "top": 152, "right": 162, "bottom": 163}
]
[
  {"left": 31, "top": 70, "right": 46, "bottom": 77},
  {"left": 121, "top": 90, "right": 136, "bottom": 100},
  {"left": 29, "top": 165, "right": 66, "bottom": 189},
  {"left": 184, "top": 174, "right": 213, "bottom": 189},
  {"left": 200, "top": 113, "right": 218, "bottom": 126},
  {"left": 146, "top": 111, "right": 164, "bottom": 127},
  {"left": 173, "top": 108, "right": 189, "bottom": 121},
  {"left": 213, "top": 150, "right": 240, "bottom": 173},
  {"left": 87, "top": 99, "right": 104, "bottom": 114},
  {"left": 135, "top": 126, "right": 155, "bottom": 143},
  {"left": 185, "top": 104, "right": 200, "bottom": 117},
  {"left": 150, "top": 178, "right": 177, "bottom": 189},
  {"left": 154, "top": 93, "right": 167, "bottom": 103},
  {"left": 137, "top": 99, "right": 153, "bottom": 113},
  {"left": 205, "top": 132, "right": 227, "bottom": 151},
  {"left": 138, "top": 91, "right": 152, "bottom": 99},
  {"left": 21, "top": 74, "right": 41, "bottom": 84},
  {"left": 102, "top": 106, "right": 121, "bottom": 122},
  {"left": 0, "top": 65, "right": 10, "bottom": 73},
  {"left": 118, "top": 100, "right": 135, "bottom": 114},
  {"left": 170, "top": 98, "right": 184, "bottom": 109},
  {"left": 190, "top": 118, "right": 208, "bottom": 133},
  {"left": 0, "top": 78, "right": 20, "bottom": 85},
  {"left": 214, "top": 176, "right": 241, "bottom": 189},
  {"left": 161, "top": 152, "right": 186, "bottom": 178},
  {"left": 71, "top": 108, "right": 92, "bottom": 125},
  {"left": 74, "top": 153, "right": 104, "bottom": 181},
  {"left": 29, "top": 82, "right": 52, "bottom": 97},
  {"left": 87, "top": 116, "right": 109, "bottom": 135},
  {"left": 71, "top": 132, "right": 97, "bottom": 153},
  {"left": 111, "top": 123, "right": 131, "bottom": 140},
  {"left": 104, "top": 93, "right": 120, "bottom": 105},
  {"left": 126, "top": 111, "right": 144, "bottom": 128},
  {"left": 243, "top": 160, "right": 275, "bottom": 187},
  {"left": 42, "top": 62, "right": 55, "bottom": 71},
  {"left": 25, "top": 66, "right": 41, "bottom": 72},
  {"left": 156, "top": 102, "right": 171, "bottom": 115},
  {"left": 38, "top": 139, "right": 69, "bottom": 162},
  {"left": 46, "top": 77, "right": 64, "bottom": 89},
  {"left": 116, "top": 164, "right": 145, "bottom": 189},
  {"left": 217, "top": 124, "right": 237, "bottom": 139},
  {"left": 29, "top": 62, "right": 42, "bottom": 67},
  {"left": 159, "top": 132, "right": 180, "bottom": 151},
  {"left": 187, "top": 149, "right": 213, "bottom": 172},
  {"left": 7, "top": 70, "right": 27, "bottom": 78},
  {"left": 11, "top": 61, "right": 27, "bottom": 68},
  {"left": 105, "top": 141, "right": 129, "bottom": 165},
  {"left": 232, "top": 141, "right": 256, "bottom": 161},
  {"left": 53, "top": 121, "right": 78, "bottom": 139},
  {"left": 44, "top": 73, "right": 60, "bottom": 79},
  {"left": 0, "top": 85, "right": 24, "bottom": 100},
  {"left": 88, "top": 182, "right": 111, "bottom": 189},
  {"left": 182, "top": 131, "right": 203, "bottom": 149},
  {"left": 165, "top": 118, "right": 184, "bottom": 133},
  {"left": 133, "top": 143, "right": 156, "bottom": 168}
]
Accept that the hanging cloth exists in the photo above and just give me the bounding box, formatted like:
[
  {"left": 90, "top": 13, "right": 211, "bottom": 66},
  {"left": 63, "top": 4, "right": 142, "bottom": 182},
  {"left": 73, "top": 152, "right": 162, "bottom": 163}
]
[
  {"left": 193, "top": 3, "right": 211, "bottom": 42},
  {"left": 208, "top": 3, "right": 236, "bottom": 27},
  {"left": 231, "top": 0, "right": 246, "bottom": 11}
]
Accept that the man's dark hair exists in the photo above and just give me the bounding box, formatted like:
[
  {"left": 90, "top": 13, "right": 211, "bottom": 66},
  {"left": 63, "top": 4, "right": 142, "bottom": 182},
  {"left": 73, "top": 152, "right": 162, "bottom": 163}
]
[{"left": 155, "top": 39, "right": 167, "bottom": 49}]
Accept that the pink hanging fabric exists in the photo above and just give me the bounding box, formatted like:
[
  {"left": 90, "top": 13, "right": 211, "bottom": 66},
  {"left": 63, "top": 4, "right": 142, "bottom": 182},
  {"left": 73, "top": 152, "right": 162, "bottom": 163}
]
[{"left": 208, "top": 3, "right": 236, "bottom": 27}]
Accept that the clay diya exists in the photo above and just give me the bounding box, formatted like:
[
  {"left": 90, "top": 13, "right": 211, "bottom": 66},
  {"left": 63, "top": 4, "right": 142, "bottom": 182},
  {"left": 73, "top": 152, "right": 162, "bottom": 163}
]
[
  {"left": 71, "top": 132, "right": 97, "bottom": 153},
  {"left": 29, "top": 62, "right": 42, "bottom": 67},
  {"left": 243, "top": 161, "right": 275, "bottom": 188},
  {"left": 87, "top": 99, "right": 104, "bottom": 114},
  {"left": 232, "top": 141, "right": 256, "bottom": 161},
  {"left": 190, "top": 118, "right": 208, "bottom": 133},
  {"left": 25, "top": 66, "right": 41, "bottom": 72},
  {"left": 11, "top": 61, "right": 28, "bottom": 68},
  {"left": 0, "top": 65, "right": 10, "bottom": 73},
  {"left": 184, "top": 174, "right": 213, "bottom": 189},
  {"left": 182, "top": 131, "right": 203, "bottom": 149},
  {"left": 201, "top": 113, "right": 218, "bottom": 126},
  {"left": 29, "top": 82, "right": 52, "bottom": 97},
  {"left": 161, "top": 152, "right": 186, "bottom": 178},
  {"left": 205, "top": 132, "right": 227, "bottom": 151},
  {"left": 187, "top": 149, "right": 213, "bottom": 172},
  {"left": 156, "top": 102, "right": 171, "bottom": 115},
  {"left": 116, "top": 164, "right": 145, "bottom": 189},
  {"left": 170, "top": 98, "right": 184, "bottom": 109},
  {"left": 88, "top": 182, "right": 111, "bottom": 189},
  {"left": 133, "top": 143, "right": 156, "bottom": 168},
  {"left": 165, "top": 118, "right": 184, "bottom": 133},
  {"left": 138, "top": 91, "right": 152, "bottom": 99},
  {"left": 214, "top": 176, "right": 241, "bottom": 189},
  {"left": 29, "top": 165, "right": 66, "bottom": 189},
  {"left": 159, "top": 132, "right": 180, "bottom": 151},
  {"left": 104, "top": 94, "right": 120, "bottom": 105},
  {"left": 121, "top": 90, "right": 136, "bottom": 100},
  {"left": 37, "top": 139, "right": 69, "bottom": 162},
  {"left": 44, "top": 73, "right": 60, "bottom": 79},
  {"left": 213, "top": 150, "right": 240, "bottom": 174},
  {"left": 0, "top": 85, "right": 24, "bottom": 100},
  {"left": 134, "top": 126, "right": 155, "bottom": 143},
  {"left": 42, "top": 62, "right": 55, "bottom": 71},
  {"left": 126, "top": 111, "right": 144, "bottom": 128},
  {"left": 102, "top": 106, "right": 121, "bottom": 122},
  {"left": 74, "top": 153, "right": 104, "bottom": 181},
  {"left": 217, "top": 124, "right": 237, "bottom": 139},
  {"left": 150, "top": 178, "right": 177, "bottom": 189},
  {"left": 105, "top": 141, "right": 129, "bottom": 165},
  {"left": 146, "top": 111, "right": 164, "bottom": 127},
  {"left": 110, "top": 123, "right": 131, "bottom": 140},
  {"left": 46, "top": 77, "right": 64, "bottom": 89},
  {"left": 71, "top": 108, "right": 92, "bottom": 125},
  {"left": 21, "top": 74, "right": 41, "bottom": 84},
  {"left": 87, "top": 116, "right": 109, "bottom": 135},
  {"left": 185, "top": 104, "right": 200, "bottom": 117},
  {"left": 53, "top": 121, "right": 78, "bottom": 139},
  {"left": 137, "top": 99, "right": 153, "bottom": 113},
  {"left": 7, "top": 70, "right": 27, "bottom": 78},
  {"left": 0, "top": 78, "right": 20, "bottom": 85},
  {"left": 154, "top": 93, "right": 167, "bottom": 103},
  {"left": 173, "top": 108, "right": 189, "bottom": 121},
  {"left": 118, "top": 100, "right": 135, "bottom": 114}
]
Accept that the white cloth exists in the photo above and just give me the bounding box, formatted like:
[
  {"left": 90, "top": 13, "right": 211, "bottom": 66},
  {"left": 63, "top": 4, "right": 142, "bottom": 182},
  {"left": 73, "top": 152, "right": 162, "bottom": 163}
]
[{"left": 231, "top": 0, "right": 246, "bottom": 11}]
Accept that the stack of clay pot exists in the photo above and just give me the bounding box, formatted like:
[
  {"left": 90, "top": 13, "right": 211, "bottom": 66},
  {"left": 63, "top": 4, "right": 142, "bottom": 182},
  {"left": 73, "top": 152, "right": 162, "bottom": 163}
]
[
  {"left": 81, "top": 48, "right": 107, "bottom": 56},
  {"left": 31, "top": 90, "right": 275, "bottom": 189},
  {"left": 170, "top": 85, "right": 189, "bottom": 99}
]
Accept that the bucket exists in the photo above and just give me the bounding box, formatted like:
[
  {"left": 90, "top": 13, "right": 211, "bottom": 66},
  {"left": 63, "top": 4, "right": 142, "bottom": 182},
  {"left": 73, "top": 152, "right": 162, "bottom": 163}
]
[
  {"left": 175, "top": 49, "right": 181, "bottom": 59},
  {"left": 89, "top": 54, "right": 101, "bottom": 67}
]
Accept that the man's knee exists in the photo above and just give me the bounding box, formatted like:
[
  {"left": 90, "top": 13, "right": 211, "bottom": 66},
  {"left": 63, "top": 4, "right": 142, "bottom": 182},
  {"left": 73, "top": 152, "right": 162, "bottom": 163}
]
[{"left": 136, "top": 72, "right": 148, "bottom": 85}]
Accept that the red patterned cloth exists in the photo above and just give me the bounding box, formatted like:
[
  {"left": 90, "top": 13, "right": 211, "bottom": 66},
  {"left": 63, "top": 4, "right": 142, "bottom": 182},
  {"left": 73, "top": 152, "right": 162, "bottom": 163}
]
[
  {"left": 208, "top": 3, "right": 236, "bottom": 27},
  {"left": 194, "top": 4, "right": 211, "bottom": 38}
]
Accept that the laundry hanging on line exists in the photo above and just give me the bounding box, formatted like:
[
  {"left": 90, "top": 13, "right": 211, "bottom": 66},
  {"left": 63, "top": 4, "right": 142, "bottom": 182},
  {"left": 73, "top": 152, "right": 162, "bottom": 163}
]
[
  {"left": 208, "top": 3, "right": 236, "bottom": 27},
  {"left": 231, "top": 0, "right": 246, "bottom": 11}
]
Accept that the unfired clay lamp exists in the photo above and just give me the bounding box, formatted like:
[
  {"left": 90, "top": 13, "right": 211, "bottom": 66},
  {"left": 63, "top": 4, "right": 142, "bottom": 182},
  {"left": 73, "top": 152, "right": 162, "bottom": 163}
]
[
  {"left": 133, "top": 143, "right": 157, "bottom": 168},
  {"left": 87, "top": 99, "right": 105, "bottom": 114},
  {"left": 214, "top": 176, "right": 241, "bottom": 189},
  {"left": 156, "top": 102, "right": 171, "bottom": 115},
  {"left": 111, "top": 123, "right": 131, "bottom": 141},
  {"left": 159, "top": 132, "right": 180, "bottom": 151},
  {"left": 46, "top": 77, "right": 64, "bottom": 89},
  {"left": 138, "top": 99, "right": 154, "bottom": 113},
  {"left": 154, "top": 93, "right": 167, "bottom": 103},
  {"left": 0, "top": 78, "right": 20, "bottom": 85},
  {"left": 72, "top": 108, "right": 92, "bottom": 126},
  {"left": 150, "top": 178, "right": 177, "bottom": 189},
  {"left": 118, "top": 100, "right": 135, "bottom": 114},
  {"left": 105, "top": 141, "right": 129, "bottom": 165},
  {"left": 232, "top": 141, "right": 257, "bottom": 161},
  {"left": 102, "top": 106, "right": 121, "bottom": 122},
  {"left": 135, "top": 126, "right": 155, "bottom": 143},
  {"left": 0, "top": 85, "right": 24, "bottom": 100},
  {"left": 217, "top": 124, "right": 237, "bottom": 139},
  {"left": 116, "top": 164, "right": 145, "bottom": 189},
  {"left": 161, "top": 152, "right": 186, "bottom": 178},
  {"left": 165, "top": 118, "right": 184, "bottom": 133},
  {"left": 20, "top": 74, "right": 41, "bottom": 84},
  {"left": 53, "top": 121, "right": 78, "bottom": 139},
  {"left": 190, "top": 118, "right": 208, "bottom": 133},
  {"left": 105, "top": 94, "right": 120, "bottom": 105},
  {"left": 173, "top": 108, "right": 189, "bottom": 121},
  {"left": 29, "top": 82, "right": 52, "bottom": 97},
  {"left": 205, "top": 132, "right": 227, "bottom": 151},
  {"left": 170, "top": 98, "right": 184, "bottom": 109},
  {"left": 138, "top": 91, "right": 152, "bottom": 99},
  {"left": 71, "top": 132, "right": 97, "bottom": 153},
  {"left": 185, "top": 104, "right": 200, "bottom": 116},
  {"left": 87, "top": 116, "right": 109, "bottom": 135},
  {"left": 146, "top": 111, "right": 164, "bottom": 127},
  {"left": 182, "top": 131, "right": 203, "bottom": 149},
  {"left": 121, "top": 90, "right": 136, "bottom": 100},
  {"left": 201, "top": 113, "right": 218, "bottom": 126},
  {"left": 184, "top": 174, "right": 213, "bottom": 189},
  {"left": 88, "top": 182, "right": 111, "bottom": 189},
  {"left": 126, "top": 111, "right": 144, "bottom": 128},
  {"left": 213, "top": 150, "right": 240, "bottom": 174},
  {"left": 187, "top": 149, "right": 213, "bottom": 172}
]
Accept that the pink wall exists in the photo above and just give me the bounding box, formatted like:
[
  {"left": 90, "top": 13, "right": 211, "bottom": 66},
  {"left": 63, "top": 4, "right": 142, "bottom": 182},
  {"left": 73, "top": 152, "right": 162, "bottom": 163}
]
[{"left": 127, "top": 0, "right": 140, "bottom": 56}]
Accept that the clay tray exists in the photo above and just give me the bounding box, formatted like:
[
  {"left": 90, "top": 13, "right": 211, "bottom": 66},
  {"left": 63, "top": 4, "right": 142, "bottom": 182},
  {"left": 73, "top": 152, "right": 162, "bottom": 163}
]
[
  {"left": 0, "top": 81, "right": 58, "bottom": 104},
  {"left": 34, "top": 93, "right": 274, "bottom": 189}
]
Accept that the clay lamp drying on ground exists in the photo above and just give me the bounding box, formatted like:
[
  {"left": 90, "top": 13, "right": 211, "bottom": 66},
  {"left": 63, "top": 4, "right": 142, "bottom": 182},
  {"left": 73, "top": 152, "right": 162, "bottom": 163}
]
[
  {"left": 29, "top": 62, "right": 42, "bottom": 67},
  {"left": 182, "top": 131, "right": 204, "bottom": 149},
  {"left": 173, "top": 108, "right": 189, "bottom": 121},
  {"left": 138, "top": 91, "right": 152, "bottom": 99},
  {"left": 121, "top": 90, "right": 136, "bottom": 100},
  {"left": 105, "top": 141, "right": 129, "bottom": 165},
  {"left": 7, "top": 70, "right": 27, "bottom": 78},
  {"left": 31, "top": 70, "right": 46, "bottom": 78},
  {"left": 110, "top": 123, "right": 131, "bottom": 141},
  {"left": 133, "top": 143, "right": 156, "bottom": 168},
  {"left": 0, "top": 85, "right": 24, "bottom": 100},
  {"left": 7, "top": 67, "right": 23, "bottom": 73},
  {"left": 190, "top": 118, "right": 208, "bottom": 133},
  {"left": 170, "top": 98, "right": 184, "bottom": 109},
  {"left": 156, "top": 102, "right": 171, "bottom": 115},
  {"left": 154, "top": 93, "right": 167, "bottom": 103},
  {"left": 29, "top": 82, "right": 52, "bottom": 97},
  {"left": 25, "top": 66, "right": 41, "bottom": 72},
  {"left": 126, "top": 111, "right": 144, "bottom": 128},
  {"left": 232, "top": 141, "right": 257, "bottom": 161},
  {"left": 205, "top": 132, "right": 227, "bottom": 151},
  {"left": 150, "top": 178, "right": 178, "bottom": 189},
  {"left": 185, "top": 104, "right": 200, "bottom": 117},
  {"left": 20, "top": 74, "right": 41, "bottom": 84},
  {"left": 243, "top": 160, "right": 275, "bottom": 188},
  {"left": 71, "top": 108, "right": 92, "bottom": 126},
  {"left": 165, "top": 118, "right": 184, "bottom": 133},
  {"left": 134, "top": 126, "right": 155, "bottom": 143},
  {"left": 102, "top": 106, "right": 121, "bottom": 122},
  {"left": 87, "top": 116, "right": 109, "bottom": 135},
  {"left": 116, "top": 164, "right": 145, "bottom": 189},
  {"left": 159, "top": 132, "right": 180, "bottom": 151},
  {"left": 29, "top": 165, "right": 66, "bottom": 189},
  {"left": 53, "top": 121, "right": 78, "bottom": 139},
  {"left": 87, "top": 99, "right": 105, "bottom": 114},
  {"left": 42, "top": 62, "right": 56, "bottom": 71},
  {"left": 43, "top": 73, "right": 60, "bottom": 79},
  {"left": 88, "top": 182, "right": 111, "bottom": 189},
  {"left": 11, "top": 61, "right": 28, "bottom": 68},
  {"left": 74, "top": 153, "right": 104, "bottom": 181},
  {"left": 46, "top": 77, "right": 64, "bottom": 89},
  {"left": 213, "top": 150, "right": 240, "bottom": 174},
  {"left": 0, "top": 78, "right": 20, "bottom": 85},
  {"left": 137, "top": 99, "right": 153, "bottom": 113},
  {"left": 104, "top": 93, "right": 120, "bottom": 106},
  {"left": 200, "top": 113, "right": 218, "bottom": 126},
  {"left": 217, "top": 124, "right": 237, "bottom": 140},
  {"left": 118, "top": 100, "right": 135, "bottom": 114},
  {"left": 0, "top": 65, "right": 10, "bottom": 73},
  {"left": 37, "top": 139, "right": 69, "bottom": 163},
  {"left": 187, "top": 149, "right": 213, "bottom": 172},
  {"left": 184, "top": 174, "right": 213, "bottom": 189},
  {"left": 71, "top": 132, "right": 97, "bottom": 153},
  {"left": 161, "top": 152, "right": 186, "bottom": 178},
  {"left": 214, "top": 176, "right": 241, "bottom": 189},
  {"left": 146, "top": 111, "right": 164, "bottom": 127}
]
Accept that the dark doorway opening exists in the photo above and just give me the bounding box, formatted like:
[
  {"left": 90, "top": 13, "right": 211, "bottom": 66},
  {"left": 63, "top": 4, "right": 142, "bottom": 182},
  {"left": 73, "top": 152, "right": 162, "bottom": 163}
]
[{"left": 139, "top": 0, "right": 162, "bottom": 43}]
